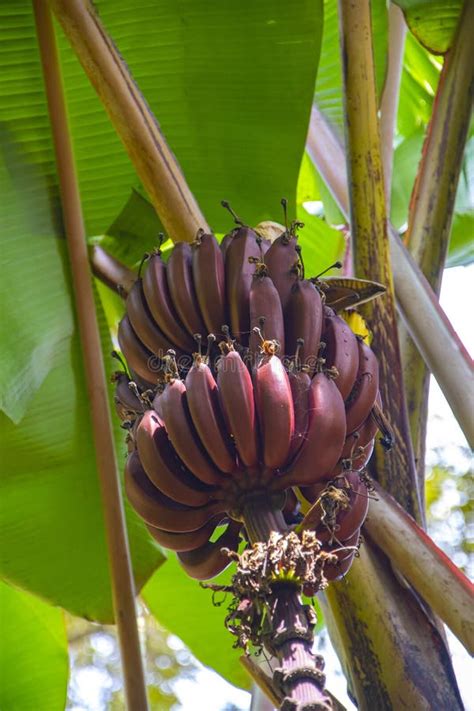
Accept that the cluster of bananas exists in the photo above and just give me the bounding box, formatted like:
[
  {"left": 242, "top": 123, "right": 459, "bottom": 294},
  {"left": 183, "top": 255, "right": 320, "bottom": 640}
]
[{"left": 114, "top": 213, "right": 384, "bottom": 583}]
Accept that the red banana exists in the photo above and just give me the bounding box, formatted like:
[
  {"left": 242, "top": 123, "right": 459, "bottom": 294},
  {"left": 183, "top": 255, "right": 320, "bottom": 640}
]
[
  {"left": 220, "top": 232, "right": 233, "bottom": 258},
  {"left": 264, "top": 232, "right": 300, "bottom": 309},
  {"left": 345, "top": 339, "right": 379, "bottom": 434},
  {"left": 221, "top": 231, "right": 272, "bottom": 261},
  {"left": 216, "top": 349, "right": 259, "bottom": 468},
  {"left": 125, "top": 451, "right": 223, "bottom": 531},
  {"left": 285, "top": 279, "right": 323, "bottom": 372},
  {"left": 321, "top": 311, "right": 359, "bottom": 400},
  {"left": 287, "top": 368, "right": 311, "bottom": 461},
  {"left": 192, "top": 232, "right": 227, "bottom": 335},
  {"left": 142, "top": 252, "right": 195, "bottom": 351},
  {"left": 280, "top": 372, "right": 346, "bottom": 487},
  {"left": 225, "top": 227, "right": 262, "bottom": 344},
  {"left": 253, "top": 350, "right": 294, "bottom": 470},
  {"left": 177, "top": 522, "right": 241, "bottom": 580},
  {"left": 136, "top": 410, "right": 217, "bottom": 506},
  {"left": 113, "top": 371, "right": 146, "bottom": 421},
  {"left": 323, "top": 549, "right": 356, "bottom": 581},
  {"left": 341, "top": 396, "right": 380, "bottom": 459},
  {"left": 167, "top": 242, "right": 207, "bottom": 337},
  {"left": 158, "top": 378, "right": 224, "bottom": 486},
  {"left": 303, "top": 472, "right": 369, "bottom": 542},
  {"left": 129, "top": 369, "right": 155, "bottom": 391},
  {"left": 185, "top": 357, "right": 236, "bottom": 474},
  {"left": 332, "top": 440, "right": 374, "bottom": 478},
  {"left": 322, "top": 529, "right": 360, "bottom": 560},
  {"left": 118, "top": 316, "right": 159, "bottom": 384},
  {"left": 248, "top": 268, "right": 285, "bottom": 356},
  {"left": 126, "top": 279, "right": 176, "bottom": 358},
  {"left": 146, "top": 518, "right": 223, "bottom": 552},
  {"left": 331, "top": 394, "right": 381, "bottom": 475},
  {"left": 259, "top": 237, "right": 272, "bottom": 256}
]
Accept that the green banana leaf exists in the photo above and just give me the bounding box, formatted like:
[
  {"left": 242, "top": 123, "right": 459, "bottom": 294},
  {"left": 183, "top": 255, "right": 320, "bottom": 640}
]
[
  {"left": 396, "top": 33, "right": 440, "bottom": 139},
  {"left": 315, "top": 0, "right": 388, "bottom": 133},
  {"left": 76, "top": 0, "right": 325, "bottom": 264},
  {"left": 0, "top": 61, "right": 163, "bottom": 620},
  {"left": 297, "top": 212, "right": 346, "bottom": 275},
  {"left": 298, "top": 151, "right": 345, "bottom": 227},
  {"left": 0, "top": 581, "right": 68, "bottom": 711},
  {"left": 88, "top": 0, "right": 323, "bottom": 239},
  {"left": 393, "top": 0, "right": 463, "bottom": 53},
  {"left": 2, "top": 0, "right": 323, "bottom": 243},
  {"left": 143, "top": 555, "right": 250, "bottom": 691},
  {"left": 391, "top": 130, "right": 474, "bottom": 267},
  {"left": 0, "top": 124, "right": 74, "bottom": 423},
  {"left": 448, "top": 135, "right": 474, "bottom": 267},
  {"left": 391, "top": 129, "right": 426, "bottom": 229},
  {"left": 0, "top": 260, "right": 164, "bottom": 621}
]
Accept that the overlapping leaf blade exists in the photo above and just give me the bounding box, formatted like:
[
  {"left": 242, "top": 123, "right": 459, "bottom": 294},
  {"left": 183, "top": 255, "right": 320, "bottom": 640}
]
[
  {"left": 315, "top": 0, "right": 388, "bottom": 133},
  {"left": 0, "top": 272, "right": 164, "bottom": 621},
  {"left": 0, "top": 581, "right": 68, "bottom": 711},
  {"left": 393, "top": 0, "right": 462, "bottom": 54},
  {"left": 143, "top": 555, "right": 249, "bottom": 690}
]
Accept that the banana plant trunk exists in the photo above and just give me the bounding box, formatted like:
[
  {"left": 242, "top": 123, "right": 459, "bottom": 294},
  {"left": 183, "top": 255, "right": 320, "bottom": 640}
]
[
  {"left": 244, "top": 500, "right": 332, "bottom": 710},
  {"left": 320, "top": 1, "right": 464, "bottom": 707}
]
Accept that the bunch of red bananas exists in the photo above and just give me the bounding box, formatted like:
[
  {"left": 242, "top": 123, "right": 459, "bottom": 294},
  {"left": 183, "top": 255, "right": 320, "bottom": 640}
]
[{"left": 114, "top": 216, "right": 383, "bottom": 583}]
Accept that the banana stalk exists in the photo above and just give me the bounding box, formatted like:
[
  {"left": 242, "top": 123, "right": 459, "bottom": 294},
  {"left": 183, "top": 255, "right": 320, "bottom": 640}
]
[
  {"left": 49, "top": 0, "right": 209, "bottom": 242},
  {"left": 33, "top": 4, "right": 149, "bottom": 709},
  {"left": 400, "top": 0, "right": 474, "bottom": 473},
  {"left": 242, "top": 500, "right": 332, "bottom": 710},
  {"left": 242, "top": 656, "right": 348, "bottom": 710}
]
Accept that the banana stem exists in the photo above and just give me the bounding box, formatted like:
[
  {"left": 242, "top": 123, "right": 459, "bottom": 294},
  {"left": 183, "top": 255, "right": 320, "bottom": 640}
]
[
  {"left": 49, "top": 0, "right": 209, "bottom": 242},
  {"left": 242, "top": 499, "right": 332, "bottom": 710},
  {"left": 33, "top": 4, "right": 149, "bottom": 709}
]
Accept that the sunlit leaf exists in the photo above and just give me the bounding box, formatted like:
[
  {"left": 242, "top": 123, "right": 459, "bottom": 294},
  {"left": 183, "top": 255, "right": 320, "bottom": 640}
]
[
  {"left": 100, "top": 188, "right": 163, "bottom": 269},
  {"left": 393, "top": 0, "right": 462, "bottom": 54},
  {"left": 392, "top": 131, "right": 473, "bottom": 266},
  {"left": 297, "top": 212, "right": 346, "bottom": 276},
  {"left": 448, "top": 213, "right": 474, "bottom": 267},
  {"left": 297, "top": 152, "right": 321, "bottom": 206},
  {"left": 0, "top": 581, "right": 68, "bottom": 711},
  {"left": 0, "top": 232, "right": 163, "bottom": 620},
  {"left": 315, "top": 0, "right": 388, "bottom": 132},
  {"left": 391, "top": 129, "right": 425, "bottom": 229},
  {"left": 142, "top": 555, "right": 250, "bottom": 690},
  {"left": 397, "top": 34, "right": 441, "bottom": 138},
  {"left": 0, "top": 144, "right": 72, "bottom": 422}
]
